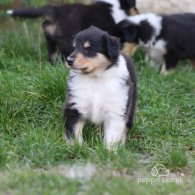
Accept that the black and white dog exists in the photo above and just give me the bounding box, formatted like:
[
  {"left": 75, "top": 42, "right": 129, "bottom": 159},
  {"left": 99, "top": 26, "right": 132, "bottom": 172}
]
[
  {"left": 118, "top": 13, "right": 195, "bottom": 74},
  {"left": 64, "top": 26, "right": 137, "bottom": 149},
  {"left": 7, "top": 0, "right": 139, "bottom": 64}
]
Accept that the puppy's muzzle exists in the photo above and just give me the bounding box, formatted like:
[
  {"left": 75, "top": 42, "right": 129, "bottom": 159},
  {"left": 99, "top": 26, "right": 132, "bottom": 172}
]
[{"left": 67, "top": 56, "right": 75, "bottom": 66}]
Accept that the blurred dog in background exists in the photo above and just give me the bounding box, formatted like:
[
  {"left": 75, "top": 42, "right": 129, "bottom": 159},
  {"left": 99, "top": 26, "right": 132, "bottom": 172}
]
[
  {"left": 7, "top": 0, "right": 139, "bottom": 64},
  {"left": 118, "top": 13, "right": 195, "bottom": 74}
]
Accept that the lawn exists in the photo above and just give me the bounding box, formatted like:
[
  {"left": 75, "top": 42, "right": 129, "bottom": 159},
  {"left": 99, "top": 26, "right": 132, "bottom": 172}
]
[{"left": 0, "top": 1, "right": 195, "bottom": 194}]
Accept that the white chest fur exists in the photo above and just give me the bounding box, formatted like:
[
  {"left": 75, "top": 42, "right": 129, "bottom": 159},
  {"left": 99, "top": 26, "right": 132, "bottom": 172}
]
[
  {"left": 68, "top": 55, "right": 129, "bottom": 124},
  {"left": 141, "top": 39, "right": 167, "bottom": 64}
]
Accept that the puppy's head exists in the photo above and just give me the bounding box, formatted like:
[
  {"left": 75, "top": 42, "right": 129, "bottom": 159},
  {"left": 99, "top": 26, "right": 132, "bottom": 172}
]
[
  {"left": 119, "top": 0, "right": 139, "bottom": 15},
  {"left": 67, "top": 26, "right": 120, "bottom": 75},
  {"left": 118, "top": 17, "right": 155, "bottom": 45}
]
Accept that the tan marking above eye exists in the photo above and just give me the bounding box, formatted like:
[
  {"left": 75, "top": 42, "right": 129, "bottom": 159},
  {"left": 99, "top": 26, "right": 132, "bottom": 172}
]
[
  {"left": 73, "top": 52, "right": 111, "bottom": 74},
  {"left": 83, "top": 41, "right": 91, "bottom": 48}
]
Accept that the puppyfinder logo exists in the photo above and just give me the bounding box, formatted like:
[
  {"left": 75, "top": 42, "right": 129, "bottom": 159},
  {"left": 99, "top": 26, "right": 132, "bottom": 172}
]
[{"left": 137, "top": 164, "right": 183, "bottom": 184}]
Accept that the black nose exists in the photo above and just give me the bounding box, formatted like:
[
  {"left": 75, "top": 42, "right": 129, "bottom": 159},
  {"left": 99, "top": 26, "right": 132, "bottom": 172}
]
[{"left": 67, "top": 56, "right": 75, "bottom": 66}]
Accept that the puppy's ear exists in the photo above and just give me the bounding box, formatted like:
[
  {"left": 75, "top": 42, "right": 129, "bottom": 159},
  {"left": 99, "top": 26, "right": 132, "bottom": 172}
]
[
  {"left": 104, "top": 35, "right": 120, "bottom": 62},
  {"left": 117, "top": 20, "right": 138, "bottom": 43},
  {"left": 139, "top": 20, "right": 154, "bottom": 43}
]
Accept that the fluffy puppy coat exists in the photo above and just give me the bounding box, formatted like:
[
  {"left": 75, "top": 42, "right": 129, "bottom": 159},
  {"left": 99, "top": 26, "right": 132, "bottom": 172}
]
[
  {"left": 7, "top": 0, "right": 139, "bottom": 64},
  {"left": 118, "top": 13, "right": 195, "bottom": 74},
  {"left": 64, "top": 26, "right": 137, "bottom": 149}
]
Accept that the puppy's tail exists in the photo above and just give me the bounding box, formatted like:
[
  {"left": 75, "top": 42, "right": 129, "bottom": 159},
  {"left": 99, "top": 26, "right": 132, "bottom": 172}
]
[{"left": 6, "top": 6, "right": 53, "bottom": 18}]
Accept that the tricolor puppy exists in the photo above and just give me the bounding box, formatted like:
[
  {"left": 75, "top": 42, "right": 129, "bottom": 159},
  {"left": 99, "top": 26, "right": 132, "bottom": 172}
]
[
  {"left": 64, "top": 26, "right": 137, "bottom": 149},
  {"left": 7, "top": 0, "right": 139, "bottom": 64},
  {"left": 118, "top": 13, "right": 195, "bottom": 74}
]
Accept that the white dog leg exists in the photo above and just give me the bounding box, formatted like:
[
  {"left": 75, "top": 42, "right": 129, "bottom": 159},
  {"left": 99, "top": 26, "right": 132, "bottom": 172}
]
[{"left": 104, "top": 119, "right": 127, "bottom": 150}]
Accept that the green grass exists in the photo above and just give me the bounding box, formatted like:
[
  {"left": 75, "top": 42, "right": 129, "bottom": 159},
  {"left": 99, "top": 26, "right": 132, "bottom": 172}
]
[{"left": 0, "top": 1, "right": 195, "bottom": 194}]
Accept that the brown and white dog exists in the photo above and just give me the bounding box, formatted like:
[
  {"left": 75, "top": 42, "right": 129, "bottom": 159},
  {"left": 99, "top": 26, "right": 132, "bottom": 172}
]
[
  {"left": 64, "top": 26, "right": 137, "bottom": 149},
  {"left": 7, "top": 0, "right": 139, "bottom": 64}
]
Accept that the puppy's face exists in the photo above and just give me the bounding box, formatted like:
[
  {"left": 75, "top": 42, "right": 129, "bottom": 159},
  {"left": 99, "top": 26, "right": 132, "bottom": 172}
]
[
  {"left": 118, "top": 18, "right": 154, "bottom": 45},
  {"left": 67, "top": 26, "right": 120, "bottom": 75}
]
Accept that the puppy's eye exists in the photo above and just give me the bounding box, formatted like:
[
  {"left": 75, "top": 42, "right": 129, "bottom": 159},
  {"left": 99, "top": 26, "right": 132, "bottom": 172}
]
[
  {"left": 83, "top": 47, "right": 96, "bottom": 57},
  {"left": 84, "top": 47, "right": 91, "bottom": 51},
  {"left": 84, "top": 47, "right": 93, "bottom": 54}
]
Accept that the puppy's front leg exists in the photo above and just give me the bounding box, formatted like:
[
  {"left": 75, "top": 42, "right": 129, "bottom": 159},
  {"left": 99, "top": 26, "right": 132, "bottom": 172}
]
[
  {"left": 44, "top": 34, "right": 58, "bottom": 64},
  {"left": 64, "top": 106, "right": 85, "bottom": 144},
  {"left": 161, "top": 54, "right": 179, "bottom": 75},
  {"left": 104, "top": 119, "right": 127, "bottom": 150},
  {"left": 160, "top": 62, "right": 168, "bottom": 75}
]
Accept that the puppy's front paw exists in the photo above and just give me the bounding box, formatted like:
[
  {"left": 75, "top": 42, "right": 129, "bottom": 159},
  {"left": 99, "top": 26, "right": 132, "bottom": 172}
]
[{"left": 160, "top": 63, "right": 169, "bottom": 75}]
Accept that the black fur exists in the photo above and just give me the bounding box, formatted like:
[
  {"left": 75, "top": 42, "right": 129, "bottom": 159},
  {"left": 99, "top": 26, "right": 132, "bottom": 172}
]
[
  {"left": 119, "top": 0, "right": 136, "bottom": 14},
  {"left": 8, "top": 0, "right": 138, "bottom": 64},
  {"left": 104, "top": 35, "right": 120, "bottom": 63},
  {"left": 123, "top": 55, "right": 137, "bottom": 129},
  {"left": 158, "top": 13, "right": 195, "bottom": 70},
  {"left": 67, "top": 26, "right": 120, "bottom": 70},
  {"left": 118, "top": 19, "right": 154, "bottom": 44},
  {"left": 118, "top": 13, "right": 195, "bottom": 72},
  {"left": 64, "top": 103, "right": 82, "bottom": 139}
]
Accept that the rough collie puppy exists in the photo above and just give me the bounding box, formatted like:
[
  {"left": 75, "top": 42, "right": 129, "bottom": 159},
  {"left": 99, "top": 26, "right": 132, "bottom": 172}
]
[
  {"left": 7, "top": 0, "right": 139, "bottom": 64},
  {"left": 118, "top": 13, "right": 195, "bottom": 74},
  {"left": 64, "top": 26, "right": 137, "bottom": 149}
]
